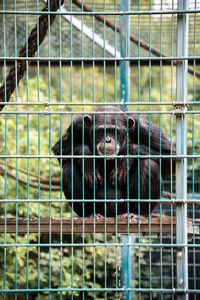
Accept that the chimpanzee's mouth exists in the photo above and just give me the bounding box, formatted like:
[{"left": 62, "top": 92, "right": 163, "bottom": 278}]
[
  {"left": 97, "top": 150, "right": 115, "bottom": 156},
  {"left": 97, "top": 144, "right": 119, "bottom": 158}
]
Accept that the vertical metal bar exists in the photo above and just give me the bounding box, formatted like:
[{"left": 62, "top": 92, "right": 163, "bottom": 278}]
[
  {"left": 120, "top": 0, "right": 130, "bottom": 110},
  {"left": 2, "top": 1, "right": 8, "bottom": 298},
  {"left": 120, "top": 1, "right": 131, "bottom": 300},
  {"left": 176, "top": 0, "right": 189, "bottom": 299}
]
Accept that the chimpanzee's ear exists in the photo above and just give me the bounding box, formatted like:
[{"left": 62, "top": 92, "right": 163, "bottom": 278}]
[
  {"left": 84, "top": 115, "right": 92, "bottom": 127},
  {"left": 128, "top": 116, "right": 136, "bottom": 129}
]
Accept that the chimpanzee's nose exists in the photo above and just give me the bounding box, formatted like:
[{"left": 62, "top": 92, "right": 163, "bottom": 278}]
[{"left": 106, "top": 137, "right": 111, "bottom": 143}]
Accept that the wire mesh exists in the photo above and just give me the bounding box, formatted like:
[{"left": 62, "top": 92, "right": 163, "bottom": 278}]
[{"left": 0, "top": 0, "right": 200, "bottom": 300}]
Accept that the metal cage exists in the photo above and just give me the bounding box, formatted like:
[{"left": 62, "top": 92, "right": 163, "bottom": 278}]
[{"left": 0, "top": 1, "right": 200, "bottom": 299}]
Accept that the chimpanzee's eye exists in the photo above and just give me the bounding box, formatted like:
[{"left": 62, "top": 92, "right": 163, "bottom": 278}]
[
  {"left": 106, "top": 128, "right": 119, "bottom": 135},
  {"left": 95, "top": 127, "right": 119, "bottom": 139},
  {"left": 95, "top": 128, "right": 104, "bottom": 137}
]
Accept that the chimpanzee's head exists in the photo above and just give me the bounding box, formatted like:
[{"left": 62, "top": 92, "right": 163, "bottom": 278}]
[{"left": 84, "top": 107, "right": 135, "bottom": 158}]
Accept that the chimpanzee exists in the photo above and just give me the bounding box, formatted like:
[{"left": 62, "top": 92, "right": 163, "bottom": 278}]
[{"left": 52, "top": 106, "right": 175, "bottom": 217}]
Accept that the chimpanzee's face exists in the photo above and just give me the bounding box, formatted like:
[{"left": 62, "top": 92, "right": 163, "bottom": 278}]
[
  {"left": 95, "top": 124, "right": 120, "bottom": 157},
  {"left": 84, "top": 112, "right": 135, "bottom": 159}
]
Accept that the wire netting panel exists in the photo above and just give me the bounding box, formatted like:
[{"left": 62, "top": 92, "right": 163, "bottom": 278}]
[{"left": 0, "top": 1, "right": 200, "bottom": 299}]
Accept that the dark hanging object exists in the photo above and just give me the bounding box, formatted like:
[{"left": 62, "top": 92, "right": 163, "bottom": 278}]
[{"left": 0, "top": 0, "right": 64, "bottom": 111}]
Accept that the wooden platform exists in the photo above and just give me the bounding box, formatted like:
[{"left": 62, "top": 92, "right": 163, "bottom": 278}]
[{"left": 0, "top": 215, "right": 199, "bottom": 235}]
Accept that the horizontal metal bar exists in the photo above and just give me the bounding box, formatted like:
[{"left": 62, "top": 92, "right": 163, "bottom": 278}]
[
  {"left": 0, "top": 154, "right": 199, "bottom": 159},
  {"left": 0, "top": 287, "right": 199, "bottom": 293},
  {"left": 1, "top": 60, "right": 199, "bottom": 66},
  {"left": 1, "top": 101, "right": 200, "bottom": 106},
  {"left": 0, "top": 242, "right": 200, "bottom": 248},
  {"left": 0, "top": 9, "right": 200, "bottom": 15},
  {"left": 0, "top": 198, "right": 200, "bottom": 203},
  {"left": 1, "top": 110, "right": 200, "bottom": 115},
  {"left": 0, "top": 56, "right": 200, "bottom": 61}
]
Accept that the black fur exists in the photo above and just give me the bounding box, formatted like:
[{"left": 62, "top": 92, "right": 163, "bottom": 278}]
[{"left": 52, "top": 106, "right": 175, "bottom": 217}]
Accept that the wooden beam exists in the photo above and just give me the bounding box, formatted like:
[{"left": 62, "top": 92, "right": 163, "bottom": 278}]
[{"left": 0, "top": 215, "right": 198, "bottom": 235}]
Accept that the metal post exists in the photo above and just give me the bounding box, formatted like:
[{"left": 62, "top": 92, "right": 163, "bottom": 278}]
[
  {"left": 176, "top": 0, "right": 189, "bottom": 299},
  {"left": 121, "top": 235, "right": 133, "bottom": 300},
  {"left": 120, "top": 0, "right": 130, "bottom": 109},
  {"left": 120, "top": 1, "right": 132, "bottom": 300}
]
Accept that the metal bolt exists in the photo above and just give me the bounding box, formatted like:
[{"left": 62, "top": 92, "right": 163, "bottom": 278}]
[
  {"left": 177, "top": 251, "right": 183, "bottom": 259},
  {"left": 44, "top": 103, "right": 51, "bottom": 112},
  {"left": 59, "top": 104, "right": 65, "bottom": 110},
  {"left": 179, "top": 278, "right": 184, "bottom": 285}
]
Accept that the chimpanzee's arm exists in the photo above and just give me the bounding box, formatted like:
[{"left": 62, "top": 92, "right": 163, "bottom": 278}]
[
  {"left": 128, "top": 158, "right": 161, "bottom": 215},
  {"left": 62, "top": 159, "right": 95, "bottom": 217},
  {"left": 52, "top": 128, "right": 101, "bottom": 217},
  {"left": 52, "top": 115, "right": 102, "bottom": 185},
  {"left": 129, "top": 142, "right": 174, "bottom": 178},
  {"left": 129, "top": 116, "right": 175, "bottom": 177}
]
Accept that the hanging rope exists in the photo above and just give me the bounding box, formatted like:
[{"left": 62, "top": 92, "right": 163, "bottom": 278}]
[{"left": 0, "top": 0, "right": 64, "bottom": 111}]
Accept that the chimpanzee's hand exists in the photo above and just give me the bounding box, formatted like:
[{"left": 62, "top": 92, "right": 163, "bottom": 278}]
[
  {"left": 84, "top": 161, "right": 103, "bottom": 188},
  {"left": 83, "top": 158, "right": 93, "bottom": 187},
  {"left": 96, "top": 169, "right": 103, "bottom": 187},
  {"left": 110, "top": 159, "right": 129, "bottom": 186}
]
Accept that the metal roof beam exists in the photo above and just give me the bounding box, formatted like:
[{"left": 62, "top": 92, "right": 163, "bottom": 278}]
[{"left": 42, "top": 0, "right": 120, "bottom": 58}]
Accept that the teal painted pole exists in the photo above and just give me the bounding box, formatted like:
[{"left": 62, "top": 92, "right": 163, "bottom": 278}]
[
  {"left": 121, "top": 235, "right": 133, "bottom": 300},
  {"left": 120, "top": 0, "right": 130, "bottom": 110},
  {"left": 176, "top": 0, "right": 189, "bottom": 299},
  {"left": 120, "top": 1, "right": 132, "bottom": 300}
]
